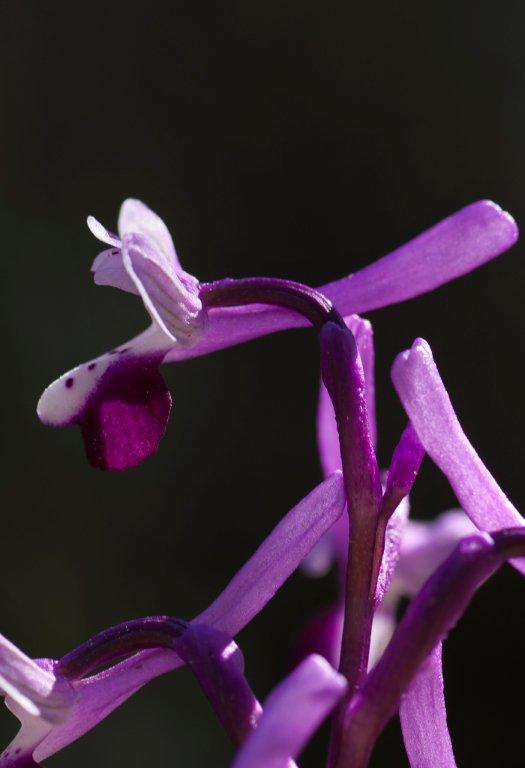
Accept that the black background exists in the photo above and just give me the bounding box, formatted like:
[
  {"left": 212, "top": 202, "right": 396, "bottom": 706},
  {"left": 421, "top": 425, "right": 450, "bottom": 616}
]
[{"left": 0, "top": 2, "right": 524, "bottom": 765}]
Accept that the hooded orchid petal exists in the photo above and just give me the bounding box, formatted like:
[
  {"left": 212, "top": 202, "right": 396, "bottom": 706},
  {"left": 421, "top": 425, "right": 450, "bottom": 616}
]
[
  {"left": 399, "top": 643, "right": 457, "bottom": 768},
  {"left": 121, "top": 233, "right": 204, "bottom": 344},
  {"left": 7, "top": 474, "right": 345, "bottom": 763},
  {"left": 391, "top": 338, "right": 525, "bottom": 573},
  {"left": 231, "top": 655, "right": 347, "bottom": 768}
]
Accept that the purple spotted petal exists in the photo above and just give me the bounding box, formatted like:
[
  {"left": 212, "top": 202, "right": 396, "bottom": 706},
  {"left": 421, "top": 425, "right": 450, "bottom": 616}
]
[
  {"left": 26, "top": 474, "right": 346, "bottom": 762},
  {"left": 400, "top": 643, "right": 457, "bottom": 768},
  {"left": 37, "top": 327, "right": 173, "bottom": 471},
  {"left": 165, "top": 200, "right": 517, "bottom": 363},
  {"left": 391, "top": 338, "right": 525, "bottom": 573},
  {"left": 231, "top": 655, "right": 346, "bottom": 768}
]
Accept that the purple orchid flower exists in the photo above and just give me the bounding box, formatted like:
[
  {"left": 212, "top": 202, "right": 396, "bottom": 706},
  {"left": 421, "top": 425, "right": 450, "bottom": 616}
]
[
  {"left": 0, "top": 473, "right": 345, "bottom": 765},
  {"left": 37, "top": 198, "right": 517, "bottom": 470}
]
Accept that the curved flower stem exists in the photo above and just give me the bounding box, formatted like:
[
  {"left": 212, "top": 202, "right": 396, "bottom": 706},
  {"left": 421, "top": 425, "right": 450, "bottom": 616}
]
[
  {"left": 336, "top": 528, "right": 525, "bottom": 768},
  {"left": 57, "top": 617, "right": 261, "bottom": 746},
  {"left": 203, "top": 280, "right": 384, "bottom": 763},
  {"left": 201, "top": 277, "right": 346, "bottom": 331}
]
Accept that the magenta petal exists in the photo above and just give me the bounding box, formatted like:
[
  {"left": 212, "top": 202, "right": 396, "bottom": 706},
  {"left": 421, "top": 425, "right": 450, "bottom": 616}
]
[
  {"left": 400, "top": 643, "right": 457, "bottom": 768},
  {"left": 165, "top": 200, "right": 517, "bottom": 363},
  {"left": 374, "top": 498, "right": 409, "bottom": 608},
  {"left": 78, "top": 355, "right": 171, "bottom": 471},
  {"left": 33, "top": 474, "right": 345, "bottom": 762},
  {"left": 391, "top": 338, "right": 525, "bottom": 573},
  {"left": 232, "top": 655, "right": 346, "bottom": 768}
]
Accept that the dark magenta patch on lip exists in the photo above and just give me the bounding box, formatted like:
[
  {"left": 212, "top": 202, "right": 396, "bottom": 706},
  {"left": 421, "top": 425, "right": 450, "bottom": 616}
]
[
  {"left": 65, "top": 377, "right": 74, "bottom": 389},
  {"left": 79, "top": 355, "right": 172, "bottom": 471},
  {"left": 88, "top": 362, "right": 97, "bottom": 370}
]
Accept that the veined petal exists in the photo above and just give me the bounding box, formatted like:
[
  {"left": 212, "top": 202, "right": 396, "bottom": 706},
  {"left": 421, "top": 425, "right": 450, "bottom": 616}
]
[
  {"left": 37, "top": 326, "right": 172, "bottom": 471},
  {"left": 122, "top": 233, "right": 204, "bottom": 344},
  {"left": 374, "top": 497, "right": 410, "bottom": 608},
  {"left": 391, "top": 338, "right": 525, "bottom": 573},
  {"left": 400, "top": 643, "right": 457, "bottom": 768},
  {"left": 165, "top": 200, "right": 517, "bottom": 363},
  {"left": 231, "top": 655, "right": 346, "bottom": 768},
  {"left": 31, "top": 474, "right": 346, "bottom": 762},
  {"left": 118, "top": 198, "right": 180, "bottom": 270}
]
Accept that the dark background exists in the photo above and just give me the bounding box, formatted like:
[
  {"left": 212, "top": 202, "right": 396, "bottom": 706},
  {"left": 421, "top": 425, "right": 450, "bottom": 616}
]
[{"left": 0, "top": 2, "right": 523, "bottom": 765}]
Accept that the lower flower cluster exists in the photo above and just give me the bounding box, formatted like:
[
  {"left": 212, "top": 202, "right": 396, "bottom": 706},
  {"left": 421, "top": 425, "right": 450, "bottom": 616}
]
[{"left": 2, "top": 198, "right": 523, "bottom": 766}]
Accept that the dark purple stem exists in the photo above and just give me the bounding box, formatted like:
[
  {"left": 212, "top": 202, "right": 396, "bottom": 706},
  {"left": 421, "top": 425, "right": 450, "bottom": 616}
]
[
  {"left": 337, "top": 528, "right": 525, "bottom": 768},
  {"left": 201, "top": 277, "right": 346, "bottom": 330},
  {"left": 57, "top": 617, "right": 261, "bottom": 746},
  {"left": 320, "top": 323, "right": 383, "bottom": 766}
]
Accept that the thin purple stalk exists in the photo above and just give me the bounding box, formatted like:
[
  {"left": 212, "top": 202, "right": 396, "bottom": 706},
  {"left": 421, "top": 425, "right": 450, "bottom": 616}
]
[
  {"left": 319, "top": 323, "right": 382, "bottom": 766},
  {"left": 201, "top": 277, "right": 346, "bottom": 331},
  {"left": 58, "top": 617, "right": 261, "bottom": 746},
  {"left": 336, "top": 528, "right": 525, "bottom": 768}
]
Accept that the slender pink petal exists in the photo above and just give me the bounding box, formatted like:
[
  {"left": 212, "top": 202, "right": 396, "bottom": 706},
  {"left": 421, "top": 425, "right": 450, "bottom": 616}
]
[
  {"left": 400, "top": 643, "right": 457, "bottom": 768},
  {"left": 391, "top": 338, "right": 525, "bottom": 574},
  {"left": 232, "top": 655, "right": 346, "bottom": 768},
  {"left": 29, "top": 474, "right": 346, "bottom": 762},
  {"left": 374, "top": 498, "right": 409, "bottom": 608},
  {"left": 165, "top": 200, "right": 517, "bottom": 363}
]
